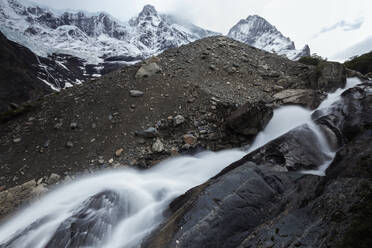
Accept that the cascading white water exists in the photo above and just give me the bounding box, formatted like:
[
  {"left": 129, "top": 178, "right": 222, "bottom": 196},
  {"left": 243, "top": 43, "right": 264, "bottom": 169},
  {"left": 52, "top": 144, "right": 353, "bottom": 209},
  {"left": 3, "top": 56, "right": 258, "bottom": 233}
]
[{"left": 0, "top": 78, "right": 362, "bottom": 248}]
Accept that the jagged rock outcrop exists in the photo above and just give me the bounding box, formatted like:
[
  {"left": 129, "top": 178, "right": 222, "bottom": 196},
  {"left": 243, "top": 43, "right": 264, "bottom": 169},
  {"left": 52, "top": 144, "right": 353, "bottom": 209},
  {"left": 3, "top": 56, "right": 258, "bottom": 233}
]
[
  {"left": 142, "top": 81, "right": 372, "bottom": 248},
  {"left": 228, "top": 15, "right": 310, "bottom": 60}
]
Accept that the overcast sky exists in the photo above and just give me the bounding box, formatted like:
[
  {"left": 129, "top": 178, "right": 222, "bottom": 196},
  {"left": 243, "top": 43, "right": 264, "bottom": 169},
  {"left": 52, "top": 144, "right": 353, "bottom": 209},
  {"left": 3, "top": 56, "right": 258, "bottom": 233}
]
[{"left": 28, "top": 0, "right": 372, "bottom": 60}]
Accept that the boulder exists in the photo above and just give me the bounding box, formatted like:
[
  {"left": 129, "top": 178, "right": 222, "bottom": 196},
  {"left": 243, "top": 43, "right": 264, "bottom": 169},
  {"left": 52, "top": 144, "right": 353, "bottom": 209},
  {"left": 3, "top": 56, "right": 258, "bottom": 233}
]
[
  {"left": 316, "top": 61, "right": 346, "bottom": 91},
  {"left": 135, "top": 62, "right": 162, "bottom": 79},
  {"left": 273, "top": 88, "right": 325, "bottom": 109},
  {"left": 226, "top": 101, "right": 273, "bottom": 136}
]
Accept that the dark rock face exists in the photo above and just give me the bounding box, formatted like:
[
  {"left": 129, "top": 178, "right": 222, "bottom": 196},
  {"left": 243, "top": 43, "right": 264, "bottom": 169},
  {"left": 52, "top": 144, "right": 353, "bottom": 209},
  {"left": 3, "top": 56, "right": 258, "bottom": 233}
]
[
  {"left": 142, "top": 82, "right": 372, "bottom": 248},
  {"left": 246, "top": 124, "right": 331, "bottom": 171},
  {"left": 226, "top": 101, "right": 273, "bottom": 136},
  {"left": 316, "top": 62, "right": 347, "bottom": 91},
  {"left": 45, "top": 191, "right": 124, "bottom": 248},
  {"left": 0, "top": 30, "right": 101, "bottom": 113},
  {"left": 0, "top": 31, "right": 51, "bottom": 113}
]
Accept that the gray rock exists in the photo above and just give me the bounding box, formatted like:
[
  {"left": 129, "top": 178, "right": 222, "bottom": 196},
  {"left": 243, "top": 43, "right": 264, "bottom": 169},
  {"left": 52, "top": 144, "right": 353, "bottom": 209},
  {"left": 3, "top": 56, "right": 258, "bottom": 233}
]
[
  {"left": 70, "top": 122, "right": 78, "bottom": 129},
  {"left": 65, "top": 141, "right": 74, "bottom": 148},
  {"left": 152, "top": 139, "right": 164, "bottom": 153},
  {"left": 135, "top": 127, "right": 158, "bottom": 138},
  {"left": 226, "top": 101, "right": 273, "bottom": 136},
  {"left": 129, "top": 90, "right": 144, "bottom": 97},
  {"left": 47, "top": 173, "right": 61, "bottom": 185},
  {"left": 273, "top": 89, "right": 325, "bottom": 109},
  {"left": 135, "top": 62, "right": 162, "bottom": 79},
  {"left": 13, "top": 138, "right": 21, "bottom": 143},
  {"left": 173, "top": 115, "right": 185, "bottom": 126}
]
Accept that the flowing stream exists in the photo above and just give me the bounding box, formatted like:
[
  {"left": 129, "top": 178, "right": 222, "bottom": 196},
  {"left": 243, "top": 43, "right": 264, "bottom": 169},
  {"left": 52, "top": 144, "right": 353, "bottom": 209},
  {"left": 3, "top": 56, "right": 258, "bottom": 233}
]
[{"left": 0, "top": 78, "right": 362, "bottom": 248}]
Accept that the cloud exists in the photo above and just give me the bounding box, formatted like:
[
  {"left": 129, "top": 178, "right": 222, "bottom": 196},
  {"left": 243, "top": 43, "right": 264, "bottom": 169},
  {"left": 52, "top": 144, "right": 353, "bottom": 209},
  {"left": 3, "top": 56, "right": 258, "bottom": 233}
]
[{"left": 318, "top": 18, "right": 364, "bottom": 34}]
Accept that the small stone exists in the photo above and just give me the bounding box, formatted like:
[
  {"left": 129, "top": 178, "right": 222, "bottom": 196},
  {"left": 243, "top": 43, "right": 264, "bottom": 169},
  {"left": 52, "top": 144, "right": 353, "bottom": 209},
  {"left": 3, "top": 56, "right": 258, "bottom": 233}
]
[
  {"left": 209, "top": 65, "right": 216, "bottom": 71},
  {"left": 47, "top": 173, "right": 61, "bottom": 185},
  {"left": 173, "top": 115, "right": 185, "bottom": 126},
  {"left": 108, "top": 115, "right": 114, "bottom": 121},
  {"left": 115, "top": 148, "right": 124, "bottom": 157},
  {"left": 108, "top": 158, "right": 114, "bottom": 164},
  {"left": 66, "top": 141, "right": 74, "bottom": 148},
  {"left": 43, "top": 140, "right": 50, "bottom": 148},
  {"left": 91, "top": 123, "right": 97, "bottom": 129},
  {"left": 183, "top": 134, "right": 197, "bottom": 145},
  {"left": 13, "top": 138, "right": 22, "bottom": 143},
  {"left": 130, "top": 90, "right": 144, "bottom": 97},
  {"left": 152, "top": 139, "right": 164, "bottom": 153},
  {"left": 156, "top": 119, "right": 168, "bottom": 130},
  {"left": 70, "top": 122, "right": 78, "bottom": 129},
  {"left": 135, "top": 127, "right": 158, "bottom": 138},
  {"left": 98, "top": 159, "right": 105, "bottom": 165}
]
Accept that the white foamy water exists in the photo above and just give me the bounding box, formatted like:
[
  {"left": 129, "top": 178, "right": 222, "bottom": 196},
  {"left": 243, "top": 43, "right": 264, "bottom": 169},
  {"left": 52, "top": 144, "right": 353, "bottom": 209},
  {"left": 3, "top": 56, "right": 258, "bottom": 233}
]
[{"left": 0, "top": 78, "right": 362, "bottom": 247}]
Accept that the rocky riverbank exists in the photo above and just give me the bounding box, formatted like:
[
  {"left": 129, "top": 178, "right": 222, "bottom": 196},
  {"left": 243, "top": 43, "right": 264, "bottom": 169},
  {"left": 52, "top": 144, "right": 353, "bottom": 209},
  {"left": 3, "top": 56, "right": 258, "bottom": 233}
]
[{"left": 0, "top": 36, "right": 352, "bottom": 222}]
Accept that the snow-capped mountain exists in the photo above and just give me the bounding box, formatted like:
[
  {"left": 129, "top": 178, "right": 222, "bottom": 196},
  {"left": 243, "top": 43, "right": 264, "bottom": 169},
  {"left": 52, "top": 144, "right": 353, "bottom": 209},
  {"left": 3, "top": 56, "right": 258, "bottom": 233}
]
[
  {"left": 0, "top": 0, "right": 218, "bottom": 65},
  {"left": 228, "top": 15, "right": 310, "bottom": 60}
]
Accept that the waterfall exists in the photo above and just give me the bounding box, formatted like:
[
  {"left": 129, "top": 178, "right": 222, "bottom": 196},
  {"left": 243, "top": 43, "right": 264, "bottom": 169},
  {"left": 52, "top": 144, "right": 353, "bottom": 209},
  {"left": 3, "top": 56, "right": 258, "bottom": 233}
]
[{"left": 0, "top": 78, "right": 362, "bottom": 248}]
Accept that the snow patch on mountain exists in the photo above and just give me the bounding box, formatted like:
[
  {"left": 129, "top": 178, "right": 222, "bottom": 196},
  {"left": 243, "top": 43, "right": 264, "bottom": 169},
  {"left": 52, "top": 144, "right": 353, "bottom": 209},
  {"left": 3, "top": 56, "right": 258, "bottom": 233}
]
[
  {"left": 228, "top": 15, "right": 310, "bottom": 60},
  {"left": 0, "top": 1, "right": 218, "bottom": 64}
]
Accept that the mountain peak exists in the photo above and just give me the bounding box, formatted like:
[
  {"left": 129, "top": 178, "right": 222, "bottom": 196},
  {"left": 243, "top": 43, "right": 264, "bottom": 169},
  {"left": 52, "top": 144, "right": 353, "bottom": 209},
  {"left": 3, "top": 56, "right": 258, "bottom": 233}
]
[
  {"left": 228, "top": 14, "right": 310, "bottom": 60},
  {"left": 139, "top": 4, "right": 158, "bottom": 16}
]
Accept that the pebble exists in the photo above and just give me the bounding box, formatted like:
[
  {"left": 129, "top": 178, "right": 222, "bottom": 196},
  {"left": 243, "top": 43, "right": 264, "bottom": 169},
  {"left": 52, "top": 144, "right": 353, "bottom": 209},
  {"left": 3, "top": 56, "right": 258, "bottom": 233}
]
[
  {"left": 152, "top": 139, "right": 164, "bottom": 153},
  {"left": 13, "top": 138, "right": 22, "bottom": 143},
  {"left": 183, "top": 134, "right": 197, "bottom": 145},
  {"left": 70, "top": 122, "right": 78, "bottom": 129},
  {"left": 108, "top": 158, "right": 114, "bottom": 164},
  {"left": 47, "top": 173, "right": 61, "bottom": 185},
  {"left": 135, "top": 127, "right": 158, "bottom": 138},
  {"left": 66, "top": 141, "right": 74, "bottom": 148},
  {"left": 130, "top": 90, "right": 144, "bottom": 97},
  {"left": 173, "top": 115, "right": 185, "bottom": 126},
  {"left": 115, "top": 148, "right": 124, "bottom": 157}
]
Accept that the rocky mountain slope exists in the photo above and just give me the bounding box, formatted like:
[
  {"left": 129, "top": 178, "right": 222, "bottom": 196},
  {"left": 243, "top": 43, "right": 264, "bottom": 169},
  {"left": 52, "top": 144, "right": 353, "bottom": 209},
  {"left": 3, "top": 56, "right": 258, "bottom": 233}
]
[
  {"left": 0, "top": 35, "right": 370, "bottom": 248},
  {"left": 0, "top": 31, "right": 97, "bottom": 113},
  {"left": 0, "top": 35, "right": 346, "bottom": 215},
  {"left": 228, "top": 15, "right": 310, "bottom": 60}
]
